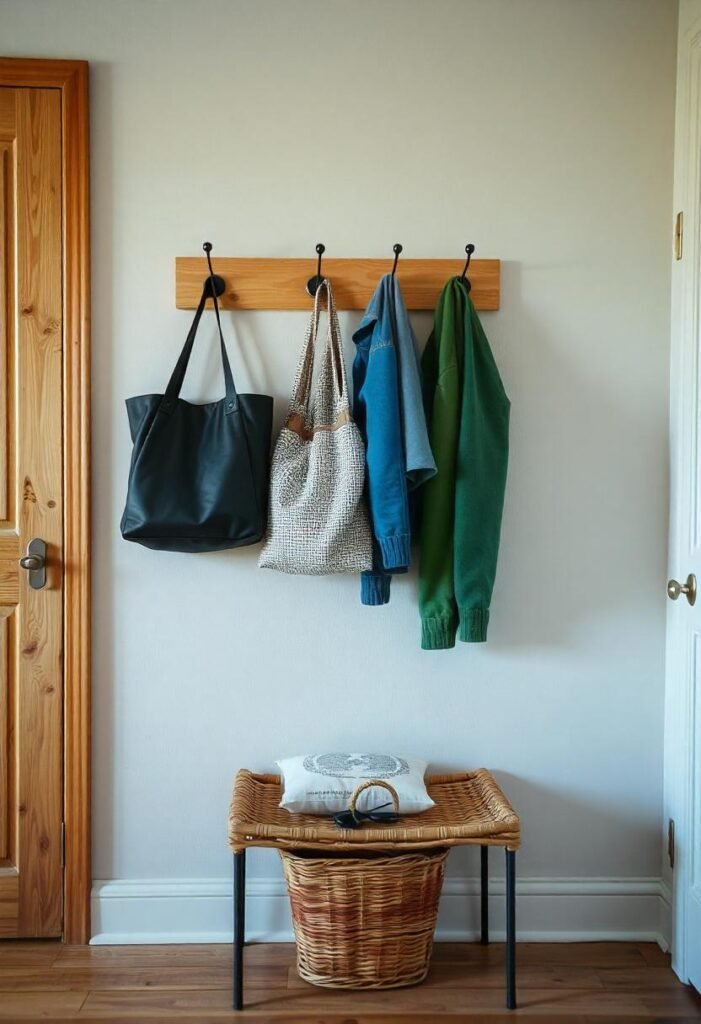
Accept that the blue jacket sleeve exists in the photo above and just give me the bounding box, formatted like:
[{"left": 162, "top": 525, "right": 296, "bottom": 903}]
[{"left": 353, "top": 327, "right": 411, "bottom": 574}]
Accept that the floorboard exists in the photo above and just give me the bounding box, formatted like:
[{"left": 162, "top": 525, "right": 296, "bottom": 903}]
[{"left": 0, "top": 941, "right": 697, "bottom": 1021}]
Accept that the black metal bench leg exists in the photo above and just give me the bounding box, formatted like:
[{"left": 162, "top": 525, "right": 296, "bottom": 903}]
[
  {"left": 505, "top": 848, "right": 516, "bottom": 1010},
  {"left": 233, "top": 850, "right": 246, "bottom": 1011},
  {"left": 480, "top": 845, "right": 489, "bottom": 944}
]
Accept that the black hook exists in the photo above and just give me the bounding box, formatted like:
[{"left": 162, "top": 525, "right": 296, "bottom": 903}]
[
  {"left": 460, "top": 243, "right": 475, "bottom": 292},
  {"left": 306, "top": 243, "right": 326, "bottom": 297},
  {"left": 202, "top": 242, "right": 226, "bottom": 300},
  {"left": 391, "top": 243, "right": 403, "bottom": 278}
]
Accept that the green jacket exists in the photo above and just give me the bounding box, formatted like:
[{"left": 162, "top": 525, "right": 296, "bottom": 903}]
[{"left": 419, "top": 278, "right": 510, "bottom": 649}]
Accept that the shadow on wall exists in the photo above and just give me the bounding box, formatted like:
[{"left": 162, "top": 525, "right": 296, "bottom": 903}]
[{"left": 489, "top": 260, "right": 666, "bottom": 650}]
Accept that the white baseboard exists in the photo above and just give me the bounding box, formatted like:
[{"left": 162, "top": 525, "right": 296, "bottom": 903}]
[{"left": 91, "top": 875, "right": 670, "bottom": 948}]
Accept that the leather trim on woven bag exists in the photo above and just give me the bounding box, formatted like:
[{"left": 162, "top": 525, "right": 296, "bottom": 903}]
[{"left": 286, "top": 409, "right": 351, "bottom": 440}]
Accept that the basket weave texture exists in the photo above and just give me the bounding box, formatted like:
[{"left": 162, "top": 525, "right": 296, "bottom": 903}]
[
  {"left": 280, "top": 847, "right": 449, "bottom": 989},
  {"left": 229, "top": 769, "right": 520, "bottom": 852}
]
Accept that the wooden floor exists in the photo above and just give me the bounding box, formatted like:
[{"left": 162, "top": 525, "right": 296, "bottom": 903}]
[{"left": 0, "top": 941, "right": 699, "bottom": 1022}]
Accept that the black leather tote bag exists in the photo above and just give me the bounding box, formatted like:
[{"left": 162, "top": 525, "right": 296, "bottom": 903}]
[{"left": 121, "top": 275, "right": 273, "bottom": 553}]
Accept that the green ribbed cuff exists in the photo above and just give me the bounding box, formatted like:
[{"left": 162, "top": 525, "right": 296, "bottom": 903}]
[
  {"left": 459, "top": 607, "right": 490, "bottom": 643},
  {"left": 421, "top": 616, "right": 457, "bottom": 651}
]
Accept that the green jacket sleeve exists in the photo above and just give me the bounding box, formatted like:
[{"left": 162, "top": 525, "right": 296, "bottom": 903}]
[
  {"left": 454, "top": 297, "right": 510, "bottom": 642},
  {"left": 418, "top": 282, "right": 464, "bottom": 650}
]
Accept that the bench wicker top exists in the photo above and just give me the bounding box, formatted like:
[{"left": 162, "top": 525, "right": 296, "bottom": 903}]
[{"left": 228, "top": 769, "right": 520, "bottom": 853}]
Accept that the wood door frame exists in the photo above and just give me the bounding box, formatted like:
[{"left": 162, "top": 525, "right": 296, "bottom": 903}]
[{"left": 0, "top": 57, "right": 91, "bottom": 944}]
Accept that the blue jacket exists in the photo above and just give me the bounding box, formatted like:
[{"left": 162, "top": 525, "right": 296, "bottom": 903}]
[{"left": 352, "top": 275, "right": 436, "bottom": 605}]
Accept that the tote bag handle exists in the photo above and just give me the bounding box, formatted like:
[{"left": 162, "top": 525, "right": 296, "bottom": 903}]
[
  {"left": 162, "top": 256, "right": 238, "bottom": 415},
  {"left": 291, "top": 279, "right": 348, "bottom": 422}
]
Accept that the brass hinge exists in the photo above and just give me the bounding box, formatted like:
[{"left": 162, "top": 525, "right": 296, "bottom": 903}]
[
  {"left": 60, "top": 822, "right": 65, "bottom": 869},
  {"left": 675, "top": 212, "right": 683, "bottom": 260},
  {"left": 668, "top": 818, "right": 675, "bottom": 869}
]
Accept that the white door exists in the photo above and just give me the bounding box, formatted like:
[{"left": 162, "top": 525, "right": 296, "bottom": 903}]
[{"left": 665, "top": 0, "right": 701, "bottom": 988}]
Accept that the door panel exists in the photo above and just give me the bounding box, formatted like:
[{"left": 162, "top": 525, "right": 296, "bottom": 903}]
[
  {"left": 666, "top": 2, "right": 701, "bottom": 988},
  {"left": 0, "top": 142, "right": 13, "bottom": 524},
  {"left": 0, "top": 86, "right": 63, "bottom": 937},
  {"left": 690, "top": 631, "right": 701, "bottom": 975}
]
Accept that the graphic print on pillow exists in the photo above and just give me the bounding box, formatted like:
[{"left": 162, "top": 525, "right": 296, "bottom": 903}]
[{"left": 302, "top": 753, "right": 410, "bottom": 779}]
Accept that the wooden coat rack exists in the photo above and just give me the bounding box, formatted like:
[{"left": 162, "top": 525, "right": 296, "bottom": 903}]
[{"left": 175, "top": 255, "right": 500, "bottom": 311}]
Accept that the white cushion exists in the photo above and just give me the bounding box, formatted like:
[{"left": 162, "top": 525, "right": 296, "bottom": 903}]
[{"left": 276, "top": 753, "right": 434, "bottom": 816}]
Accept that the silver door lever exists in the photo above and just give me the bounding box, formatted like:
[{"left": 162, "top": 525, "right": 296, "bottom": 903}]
[{"left": 19, "top": 538, "right": 47, "bottom": 590}]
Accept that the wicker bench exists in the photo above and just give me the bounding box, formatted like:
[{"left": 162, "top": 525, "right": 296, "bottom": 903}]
[{"left": 228, "top": 768, "right": 521, "bottom": 1010}]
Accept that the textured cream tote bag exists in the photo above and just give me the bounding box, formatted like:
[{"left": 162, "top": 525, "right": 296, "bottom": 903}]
[{"left": 259, "top": 280, "right": 372, "bottom": 575}]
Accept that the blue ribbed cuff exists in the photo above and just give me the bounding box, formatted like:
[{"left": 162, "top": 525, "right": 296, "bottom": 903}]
[
  {"left": 421, "top": 616, "right": 457, "bottom": 650},
  {"left": 459, "top": 607, "right": 490, "bottom": 643},
  {"left": 378, "top": 534, "right": 411, "bottom": 571},
  {"left": 361, "top": 573, "right": 391, "bottom": 606}
]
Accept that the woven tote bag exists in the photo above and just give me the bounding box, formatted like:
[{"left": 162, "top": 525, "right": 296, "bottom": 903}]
[{"left": 259, "top": 279, "right": 372, "bottom": 574}]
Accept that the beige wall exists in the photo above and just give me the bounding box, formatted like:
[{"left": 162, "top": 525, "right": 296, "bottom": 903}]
[{"left": 3, "top": 0, "right": 678, "bottom": 940}]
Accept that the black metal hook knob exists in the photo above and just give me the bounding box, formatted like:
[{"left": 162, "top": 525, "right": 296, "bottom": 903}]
[
  {"left": 306, "top": 242, "right": 326, "bottom": 297},
  {"left": 391, "top": 243, "right": 403, "bottom": 278},
  {"left": 202, "top": 241, "right": 226, "bottom": 299}
]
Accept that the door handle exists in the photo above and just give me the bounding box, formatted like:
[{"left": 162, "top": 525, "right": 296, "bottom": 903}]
[
  {"left": 667, "top": 573, "right": 697, "bottom": 606},
  {"left": 19, "top": 538, "right": 47, "bottom": 590}
]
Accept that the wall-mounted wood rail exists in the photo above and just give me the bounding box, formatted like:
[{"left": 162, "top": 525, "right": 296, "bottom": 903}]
[{"left": 175, "top": 257, "right": 501, "bottom": 311}]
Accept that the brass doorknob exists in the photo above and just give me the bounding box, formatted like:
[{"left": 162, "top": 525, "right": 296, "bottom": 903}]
[{"left": 667, "top": 573, "right": 697, "bottom": 606}]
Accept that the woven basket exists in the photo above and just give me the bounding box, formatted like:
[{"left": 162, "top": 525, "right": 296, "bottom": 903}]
[{"left": 279, "top": 780, "right": 448, "bottom": 989}]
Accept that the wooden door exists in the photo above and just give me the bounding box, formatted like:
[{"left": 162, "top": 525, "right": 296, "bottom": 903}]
[
  {"left": 665, "top": 0, "right": 701, "bottom": 989},
  {"left": 0, "top": 86, "right": 64, "bottom": 937}
]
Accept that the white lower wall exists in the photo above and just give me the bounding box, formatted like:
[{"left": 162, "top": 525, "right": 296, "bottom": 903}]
[{"left": 91, "top": 875, "right": 671, "bottom": 947}]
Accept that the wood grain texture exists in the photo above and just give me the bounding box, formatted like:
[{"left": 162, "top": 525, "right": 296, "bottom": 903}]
[
  {"left": 0, "top": 566, "right": 18, "bottom": 604},
  {"left": 0, "top": 142, "right": 15, "bottom": 526},
  {"left": 176, "top": 257, "right": 500, "bottom": 311},
  {"left": 15, "top": 86, "right": 64, "bottom": 938},
  {"left": 0, "top": 991, "right": 87, "bottom": 1018},
  {"left": 58, "top": 59, "right": 91, "bottom": 948},
  {"left": 0, "top": 537, "right": 20, "bottom": 559},
  {"left": 0, "top": 80, "right": 65, "bottom": 940},
  {"left": 0, "top": 942, "right": 698, "bottom": 1020},
  {"left": 0, "top": 137, "right": 17, "bottom": 894},
  {"left": 0, "top": 56, "right": 93, "bottom": 945},
  {"left": 0, "top": 58, "right": 89, "bottom": 90},
  {"left": 0, "top": 871, "right": 19, "bottom": 936},
  {"left": 0, "top": 100, "right": 13, "bottom": 138},
  {"left": 0, "top": 614, "right": 13, "bottom": 862}
]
